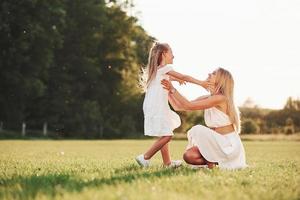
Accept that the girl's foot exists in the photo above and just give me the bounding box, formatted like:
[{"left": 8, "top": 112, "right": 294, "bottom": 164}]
[{"left": 135, "top": 154, "right": 150, "bottom": 167}]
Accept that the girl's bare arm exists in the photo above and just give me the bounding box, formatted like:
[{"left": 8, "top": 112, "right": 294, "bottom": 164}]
[
  {"left": 169, "top": 75, "right": 186, "bottom": 85},
  {"left": 167, "top": 70, "right": 208, "bottom": 89}
]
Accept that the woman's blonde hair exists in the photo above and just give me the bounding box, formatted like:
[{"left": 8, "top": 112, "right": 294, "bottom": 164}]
[
  {"left": 214, "top": 68, "right": 241, "bottom": 133},
  {"left": 140, "top": 42, "right": 169, "bottom": 91}
]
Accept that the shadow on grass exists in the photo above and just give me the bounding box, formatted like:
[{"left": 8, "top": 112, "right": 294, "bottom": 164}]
[{"left": 1, "top": 165, "right": 203, "bottom": 199}]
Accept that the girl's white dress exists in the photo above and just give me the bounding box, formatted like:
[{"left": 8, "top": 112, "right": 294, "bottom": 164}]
[
  {"left": 143, "top": 65, "right": 181, "bottom": 136},
  {"left": 186, "top": 107, "right": 247, "bottom": 170}
]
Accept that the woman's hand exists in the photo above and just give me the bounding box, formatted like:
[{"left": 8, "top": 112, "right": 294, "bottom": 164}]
[{"left": 161, "top": 79, "right": 174, "bottom": 92}]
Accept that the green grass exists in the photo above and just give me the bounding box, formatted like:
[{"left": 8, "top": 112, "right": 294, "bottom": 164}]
[{"left": 0, "top": 140, "right": 299, "bottom": 200}]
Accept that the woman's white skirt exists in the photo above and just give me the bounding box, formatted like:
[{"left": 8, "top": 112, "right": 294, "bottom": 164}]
[{"left": 186, "top": 125, "right": 247, "bottom": 170}]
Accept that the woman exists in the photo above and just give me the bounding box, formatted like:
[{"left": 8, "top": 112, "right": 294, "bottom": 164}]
[{"left": 161, "top": 68, "right": 247, "bottom": 170}]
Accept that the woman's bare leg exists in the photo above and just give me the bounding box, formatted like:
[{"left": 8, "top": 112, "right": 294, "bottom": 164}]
[
  {"left": 204, "top": 159, "right": 218, "bottom": 169},
  {"left": 183, "top": 147, "right": 206, "bottom": 165},
  {"left": 184, "top": 147, "right": 218, "bottom": 168},
  {"left": 206, "top": 162, "right": 216, "bottom": 169},
  {"left": 144, "top": 136, "right": 172, "bottom": 160},
  {"left": 160, "top": 143, "right": 171, "bottom": 165}
]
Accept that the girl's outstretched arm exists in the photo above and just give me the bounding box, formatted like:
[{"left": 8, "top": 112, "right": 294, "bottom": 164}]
[
  {"left": 169, "top": 75, "right": 186, "bottom": 85},
  {"left": 167, "top": 70, "right": 208, "bottom": 90}
]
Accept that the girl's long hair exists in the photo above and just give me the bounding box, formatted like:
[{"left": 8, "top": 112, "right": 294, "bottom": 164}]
[
  {"left": 214, "top": 68, "right": 241, "bottom": 133},
  {"left": 140, "top": 42, "right": 169, "bottom": 91}
]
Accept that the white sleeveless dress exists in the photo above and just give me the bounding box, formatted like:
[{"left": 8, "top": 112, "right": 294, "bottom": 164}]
[
  {"left": 186, "top": 107, "right": 247, "bottom": 170},
  {"left": 143, "top": 65, "right": 181, "bottom": 137}
]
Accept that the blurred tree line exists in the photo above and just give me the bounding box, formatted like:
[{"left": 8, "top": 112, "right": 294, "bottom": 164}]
[
  {"left": 0, "top": 1, "right": 298, "bottom": 139},
  {"left": 240, "top": 97, "right": 300, "bottom": 134},
  {"left": 0, "top": 0, "right": 154, "bottom": 138}
]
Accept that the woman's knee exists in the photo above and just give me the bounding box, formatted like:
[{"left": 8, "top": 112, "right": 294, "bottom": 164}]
[
  {"left": 187, "top": 125, "right": 205, "bottom": 139},
  {"left": 183, "top": 151, "right": 193, "bottom": 164},
  {"left": 188, "top": 125, "right": 204, "bottom": 133},
  {"left": 183, "top": 152, "right": 188, "bottom": 162}
]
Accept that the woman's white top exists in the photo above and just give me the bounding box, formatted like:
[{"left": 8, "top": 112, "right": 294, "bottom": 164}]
[
  {"left": 143, "top": 65, "right": 181, "bottom": 136},
  {"left": 204, "top": 107, "right": 232, "bottom": 128}
]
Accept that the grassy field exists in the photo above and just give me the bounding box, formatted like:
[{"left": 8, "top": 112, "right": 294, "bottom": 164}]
[{"left": 0, "top": 140, "right": 299, "bottom": 200}]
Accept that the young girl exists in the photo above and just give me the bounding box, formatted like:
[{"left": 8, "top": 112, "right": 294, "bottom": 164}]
[{"left": 136, "top": 42, "right": 208, "bottom": 167}]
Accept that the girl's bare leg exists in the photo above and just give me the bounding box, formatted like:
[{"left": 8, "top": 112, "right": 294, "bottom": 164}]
[
  {"left": 160, "top": 143, "right": 171, "bottom": 165},
  {"left": 144, "top": 136, "right": 172, "bottom": 160},
  {"left": 183, "top": 146, "right": 206, "bottom": 165}
]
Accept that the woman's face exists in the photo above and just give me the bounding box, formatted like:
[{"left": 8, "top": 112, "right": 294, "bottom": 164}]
[
  {"left": 163, "top": 46, "right": 174, "bottom": 64},
  {"left": 207, "top": 70, "right": 217, "bottom": 84}
]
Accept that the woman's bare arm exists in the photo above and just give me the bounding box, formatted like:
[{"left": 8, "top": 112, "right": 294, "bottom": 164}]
[
  {"left": 168, "top": 94, "right": 186, "bottom": 111},
  {"left": 172, "top": 92, "right": 225, "bottom": 110},
  {"left": 161, "top": 79, "right": 225, "bottom": 111},
  {"left": 191, "top": 95, "right": 210, "bottom": 103}
]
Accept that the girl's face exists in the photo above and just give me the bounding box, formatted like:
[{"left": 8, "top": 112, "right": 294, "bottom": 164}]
[{"left": 163, "top": 46, "right": 174, "bottom": 64}]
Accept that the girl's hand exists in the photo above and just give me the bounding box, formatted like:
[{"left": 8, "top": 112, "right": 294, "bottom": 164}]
[
  {"left": 178, "top": 79, "right": 186, "bottom": 85},
  {"left": 161, "top": 79, "right": 174, "bottom": 92},
  {"left": 170, "top": 76, "right": 186, "bottom": 85},
  {"left": 202, "top": 80, "right": 214, "bottom": 91}
]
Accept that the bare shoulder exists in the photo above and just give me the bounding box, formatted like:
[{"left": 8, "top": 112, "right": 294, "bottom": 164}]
[{"left": 210, "top": 94, "right": 228, "bottom": 112}]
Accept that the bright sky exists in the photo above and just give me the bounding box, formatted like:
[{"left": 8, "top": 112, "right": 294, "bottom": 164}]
[{"left": 132, "top": 0, "right": 300, "bottom": 109}]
